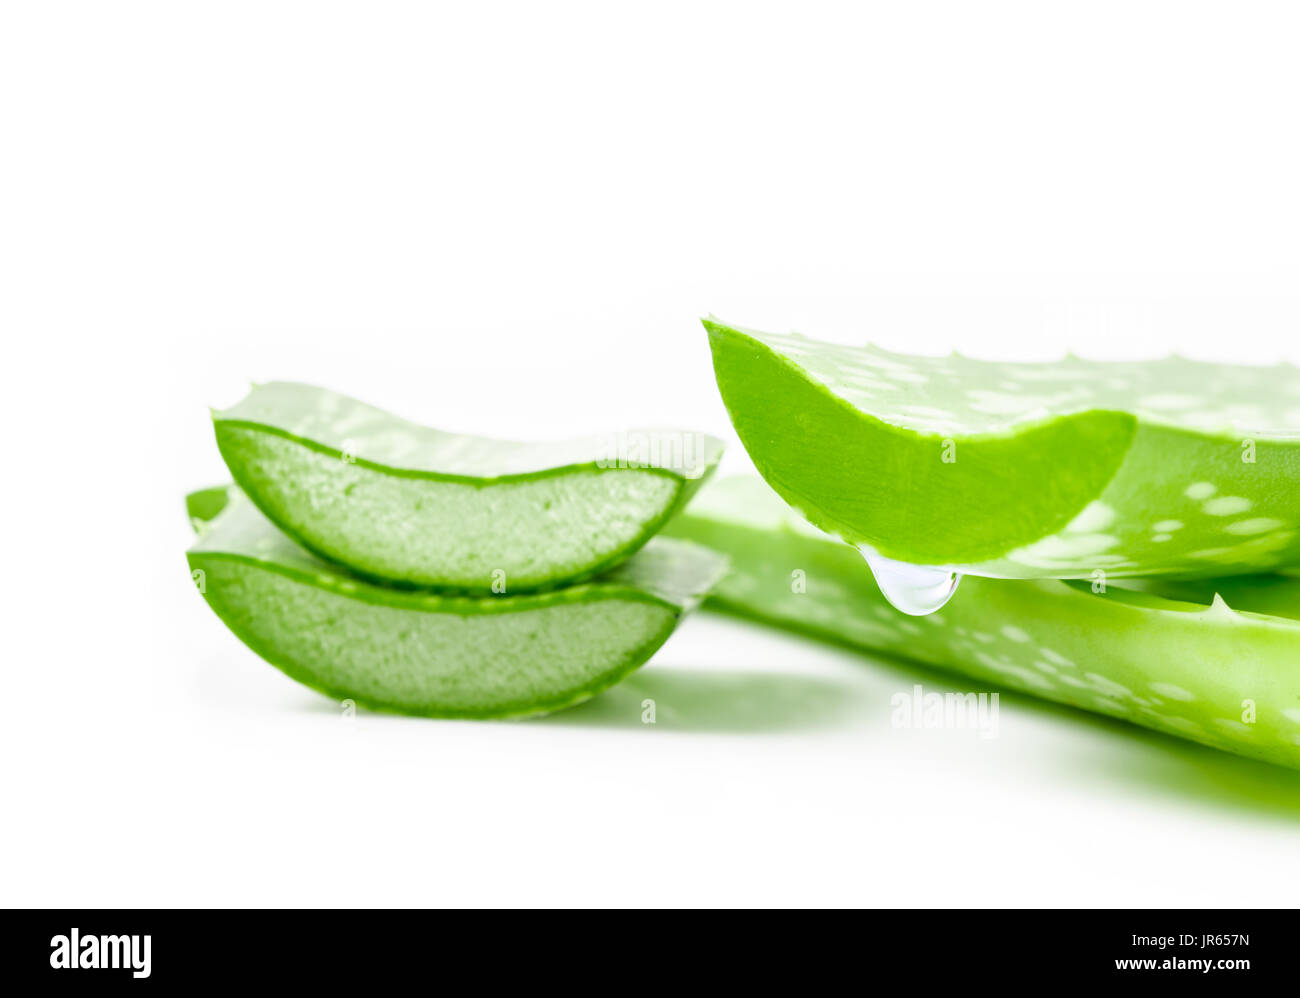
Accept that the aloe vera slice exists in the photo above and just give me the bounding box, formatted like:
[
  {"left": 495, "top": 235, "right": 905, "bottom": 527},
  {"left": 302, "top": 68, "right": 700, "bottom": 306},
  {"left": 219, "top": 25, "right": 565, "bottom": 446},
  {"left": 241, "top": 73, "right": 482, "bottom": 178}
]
[
  {"left": 706, "top": 318, "right": 1300, "bottom": 580},
  {"left": 213, "top": 382, "right": 724, "bottom": 592},
  {"left": 664, "top": 477, "right": 1300, "bottom": 769},
  {"left": 187, "top": 487, "right": 727, "bottom": 718}
]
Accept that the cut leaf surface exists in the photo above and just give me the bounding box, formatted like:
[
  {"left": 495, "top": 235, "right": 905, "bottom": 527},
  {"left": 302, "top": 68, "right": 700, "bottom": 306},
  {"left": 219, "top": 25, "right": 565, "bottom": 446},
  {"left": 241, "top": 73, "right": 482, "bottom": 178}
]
[
  {"left": 665, "top": 477, "right": 1300, "bottom": 769},
  {"left": 706, "top": 318, "right": 1300, "bottom": 579},
  {"left": 187, "top": 487, "right": 727, "bottom": 718},
  {"left": 215, "top": 382, "right": 724, "bottom": 591}
]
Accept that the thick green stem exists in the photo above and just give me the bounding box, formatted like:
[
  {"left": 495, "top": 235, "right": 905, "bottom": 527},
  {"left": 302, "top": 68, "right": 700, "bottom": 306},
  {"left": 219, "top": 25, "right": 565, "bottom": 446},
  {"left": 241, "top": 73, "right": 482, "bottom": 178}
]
[{"left": 665, "top": 477, "right": 1300, "bottom": 769}]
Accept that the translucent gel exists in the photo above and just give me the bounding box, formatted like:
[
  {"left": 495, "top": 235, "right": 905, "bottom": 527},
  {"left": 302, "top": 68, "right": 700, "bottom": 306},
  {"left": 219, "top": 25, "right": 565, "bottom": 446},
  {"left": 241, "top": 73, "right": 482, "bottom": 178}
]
[{"left": 859, "top": 548, "right": 962, "bottom": 616}]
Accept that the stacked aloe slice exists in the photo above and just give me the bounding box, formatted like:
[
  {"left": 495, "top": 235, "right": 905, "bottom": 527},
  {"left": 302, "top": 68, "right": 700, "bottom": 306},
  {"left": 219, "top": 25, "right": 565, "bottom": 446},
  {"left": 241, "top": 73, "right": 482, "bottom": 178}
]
[
  {"left": 664, "top": 319, "right": 1300, "bottom": 769},
  {"left": 187, "top": 382, "right": 727, "bottom": 717}
]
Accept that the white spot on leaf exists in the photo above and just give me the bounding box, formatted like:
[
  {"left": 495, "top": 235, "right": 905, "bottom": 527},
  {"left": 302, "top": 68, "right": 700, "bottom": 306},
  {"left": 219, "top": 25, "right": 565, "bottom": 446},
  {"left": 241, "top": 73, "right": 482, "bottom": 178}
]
[
  {"left": 1223, "top": 517, "right": 1284, "bottom": 535},
  {"left": 1149, "top": 682, "right": 1196, "bottom": 702},
  {"left": 1203, "top": 496, "right": 1252, "bottom": 516},
  {"left": 1065, "top": 501, "right": 1116, "bottom": 533}
]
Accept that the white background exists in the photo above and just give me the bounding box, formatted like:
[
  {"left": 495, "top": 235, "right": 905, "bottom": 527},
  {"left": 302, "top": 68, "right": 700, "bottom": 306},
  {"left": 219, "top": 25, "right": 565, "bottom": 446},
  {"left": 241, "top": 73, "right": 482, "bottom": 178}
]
[{"left": 4, "top": 1, "right": 1300, "bottom": 907}]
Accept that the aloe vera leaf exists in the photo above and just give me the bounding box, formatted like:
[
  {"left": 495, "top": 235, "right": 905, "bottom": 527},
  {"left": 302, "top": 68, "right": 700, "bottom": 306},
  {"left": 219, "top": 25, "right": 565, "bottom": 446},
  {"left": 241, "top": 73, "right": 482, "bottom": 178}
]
[
  {"left": 706, "top": 318, "right": 1300, "bottom": 579},
  {"left": 187, "top": 487, "right": 727, "bottom": 718},
  {"left": 663, "top": 477, "right": 1300, "bottom": 769},
  {"left": 185, "top": 484, "right": 231, "bottom": 532},
  {"left": 213, "top": 382, "right": 724, "bottom": 592}
]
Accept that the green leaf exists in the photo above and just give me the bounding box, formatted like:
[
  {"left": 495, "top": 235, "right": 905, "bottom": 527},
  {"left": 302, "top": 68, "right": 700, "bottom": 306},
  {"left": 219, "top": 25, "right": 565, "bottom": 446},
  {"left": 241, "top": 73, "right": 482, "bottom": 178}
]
[
  {"left": 213, "top": 381, "right": 724, "bottom": 592},
  {"left": 706, "top": 318, "right": 1300, "bottom": 579},
  {"left": 187, "top": 487, "right": 727, "bottom": 718},
  {"left": 665, "top": 477, "right": 1300, "bottom": 769}
]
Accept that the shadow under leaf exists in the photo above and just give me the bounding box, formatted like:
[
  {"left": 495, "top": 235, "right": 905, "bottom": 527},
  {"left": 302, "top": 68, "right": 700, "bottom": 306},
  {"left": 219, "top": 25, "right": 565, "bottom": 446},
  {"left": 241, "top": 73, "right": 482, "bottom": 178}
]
[
  {"left": 546, "top": 667, "right": 871, "bottom": 734},
  {"left": 697, "top": 615, "right": 1300, "bottom": 823}
]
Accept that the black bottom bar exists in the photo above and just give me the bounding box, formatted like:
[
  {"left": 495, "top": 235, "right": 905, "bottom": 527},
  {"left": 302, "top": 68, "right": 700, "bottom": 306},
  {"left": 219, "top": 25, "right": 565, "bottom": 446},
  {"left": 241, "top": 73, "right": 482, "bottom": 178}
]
[{"left": 4, "top": 909, "right": 1289, "bottom": 986}]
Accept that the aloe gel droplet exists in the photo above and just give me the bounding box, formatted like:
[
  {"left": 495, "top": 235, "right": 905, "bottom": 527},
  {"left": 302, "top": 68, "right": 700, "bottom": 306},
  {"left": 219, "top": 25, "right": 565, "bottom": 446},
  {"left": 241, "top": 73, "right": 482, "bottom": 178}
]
[{"left": 859, "top": 548, "right": 962, "bottom": 616}]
